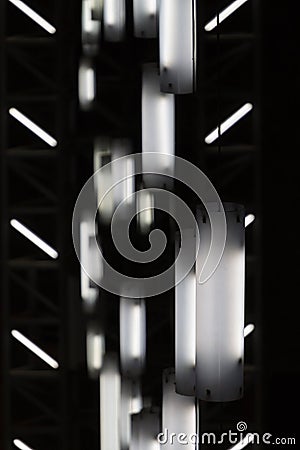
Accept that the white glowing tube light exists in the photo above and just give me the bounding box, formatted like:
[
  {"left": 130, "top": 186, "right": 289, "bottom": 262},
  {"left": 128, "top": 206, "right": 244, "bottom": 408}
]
[
  {"left": 162, "top": 369, "right": 196, "bottom": 450},
  {"left": 137, "top": 190, "right": 154, "bottom": 234},
  {"left": 159, "top": 0, "right": 196, "bottom": 94},
  {"left": 80, "top": 220, "right": 102, "bottom": 306},
  {"left": 100, "top": 354, "right": 121, "bottom": 450},
  {"left": 111, "top": 141, "right": 135, "bottom": 211},
  {"left": 205, "top": 0, "right": 249, "bottom": 32},
  {"left": 8, "top": 0, "right": 56, "bottom": 34},
  {"left": 103, "top": 0, "right": 125, "bottom": 41},
  {"left": 142, "top": 64, "right": 175, "bottom": 188},
  {"left": 245, "top": 214, "right": 255, "bottom": 228},
  {"left": 244, "top": 323, "right": 255, "bottom": 338},
  {"left": 228, "top": 434, "right": 255, "bottom": 450},
  {"left": 13, "top": 439, "right": 34, "bottom": 450},
  {"left": 120, "top": 298, "right": 146, "bottom": 377},
  {"left": 175, "top": 229, "right": 196, "bottom": 396},
  {"left": 9, "top": 108, "right": 57, "bottom": 147},
  {"left": 79, "top": 58, "right": 96, "bottom": 110},
  {"left": 205, "top": 103, "right": 253, "bottom": 144},
  {"left": 133, "top": 0, "right": 157, "bottom": 38},
  {"left": 11, "top": 330, "right": 59, "bottom": 369},
  {"left": 10, "top": 219, "right": 58, "bottom": 259},
  {"left": 131, "top": 409, "right": 160, "bottom": 450},
  {"left": 196, "top": 203, "right": 245, "bottom": 401},
  {"left": 86, "top": 329, "right": 105, "bottom": 377},
  {"left": 82, "top": 0, "right": 101, "bottom": 55},
  {"left": 94, "top": 139, "right": 114, "bottom": 223}
]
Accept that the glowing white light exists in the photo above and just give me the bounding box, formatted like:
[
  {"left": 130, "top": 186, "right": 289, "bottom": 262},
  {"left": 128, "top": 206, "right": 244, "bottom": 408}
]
[
  {"left": 13, "top": 439, "right": 34, "bottom": 450},
  {"left": 142, "top": 64, "right": 175, "bottom": 188},
  {"left": 205, "top": 103, "right": 253, "bottom": 144},
  {"left": 245, "top": 214, "right": 255, "bottom": 228},
  {"left": 100, "top": 354, "right": 121, "bottom": 450},
  {"left": 159, "top": 0, "right": 195, "bottom": 94},
  {"left": 205, "top": 0, "right": 249, "bottom": 32},
  {"left": 131, "top": 380, "right": 143, "bottom": 414},
  {"left": 120, "top": 298, "right": 146, "bottom": 377},
  {"left": 82, "top": 0, "right": 101, "bottom": 54},
  {"left": 228, "top": 434, "right": 255, "bottom": 450},
  {"left": 11, "top": 330, "right": 59, "bottom": 369},
  {"left": 133, "top": 0, "right": 157, "bottom": 38},
  {"left": 86, "top": 329, "right": 105, "bottom": 374},
  {"left": 196, "top": 203, "right": 245, "bottom": 401},
  {"left": 79, "top": 59, "right": 96, "bottom": 109},
  {"left": 8, "top": 0, "right": 56, "bottom": 34},
  {"left": 9, "top": 108, "right": 57, "bottom": 147},
  {"left": 137, "top": 190, "right": 154, "bottom": 233},
  {"left": 175, "top": 229, "right": 196, "bottom": 396},
  {"left": 244, "top": 323, "right": 255, "bottom": 338},
  {"left": 103, "top": 0, "right": 125, "bottom": 41},
  {"left": 10, "top": 219, "right": 58, "bottom": 259}
]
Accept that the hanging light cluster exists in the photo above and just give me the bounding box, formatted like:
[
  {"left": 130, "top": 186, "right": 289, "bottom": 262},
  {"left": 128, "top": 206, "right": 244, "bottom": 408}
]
[{"left": 75, "top": 0, "right": 256, "bottom": 448}]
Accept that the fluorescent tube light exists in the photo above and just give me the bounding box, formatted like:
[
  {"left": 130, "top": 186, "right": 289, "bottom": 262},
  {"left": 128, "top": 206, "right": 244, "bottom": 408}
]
[
  {"left": 9, "top": 108, "right": 57, "bottom": 147},
  {"left": 8, "top": 0, "right": 56, "bottom": 34},
  {"left": 205, "top": 0, "right": 249, "bottom": 32},
  {"left": 244, "top": 324, "right": 255, "bottom": 338},
  {"left": 228, "top": 434, "right": 255, "bottom": 450},
  {"left": 11, "top": 329, "right": 59, "bottom": 369},
  {"left": 245, "top": 214, "right": 255, "bottom": 228},
  {"left": 10, "top": 219, "right": 58, "bottom": 259},
  {"left": 205, "top": 103, "right": 253, "bottom": 144}
]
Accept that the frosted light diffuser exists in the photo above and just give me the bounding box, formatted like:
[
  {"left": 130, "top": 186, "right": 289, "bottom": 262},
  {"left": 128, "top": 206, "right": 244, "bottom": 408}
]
[
  {"left": 78, "top": 58, "right": 96, "bottom": 110},
  {"left": 133, "top": 0, "right": 157, "bottom": 38},
  {"left": 142, "top": 64, "right": 175, "bottom": 188},
  {"left": 162, "top": 369, "right": 196, "bottom": 450},
  {"left": 86, "top": 328, "right": 105, "bottom": 376},
  {"left": 205, "top": 0, "right": 249, "bottom": 32},
  {"left": 120, "top": 298, "right": 146, "bottom": 377},
  {"left": 175, "top": 229, "right": 196, "bottom": 396},
  {"left": 10, "top": 219, "right": 58, "bottom": 259},
  {"left": 100, "top": 354, "right": 121, "bottom": 450},
  {"left": 9, "top": 108, "right": 57, "bottom": 147},
  {"left": 11, "top": 330, "right": 59, "bottom": 369},
  {"left": 8, "top": 0, "right": 56, "bottom": 34},
  {"left": 205, "top": 103, "right": 253, "bottom": 144},
  {"left": 103, "top": 0, "right": 125, "bottom": 41},
  {"left": 159, "top": 0, "right": 196, "bottom": 93},
  {"left": 196, "top": 203, "right": 245, "bottom": 401}
]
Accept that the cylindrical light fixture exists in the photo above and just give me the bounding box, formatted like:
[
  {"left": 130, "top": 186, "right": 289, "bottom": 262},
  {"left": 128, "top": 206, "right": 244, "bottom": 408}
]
[
  {"left": 120, "top": 298, "right": 146, "bottom": 378},
  {"left": 100, "top": 353, "right": 121, "bottom": 450},
  {"left": 137, "top": 189, "right": 155, "bottom": 234},
  {"left": 78, "top": 57, "right": 96, "bottom": 110},
  {"left": 161, "top": 368, "right": 196, "bottom": 449},
  {"left": 133, "top": 0, "right": 157, "bottom": 38},
  {"left": 103, "top": 0, "right": 125, "bottom": 41},
  {"left": 142, "top": 64, "right": 175, "bottom": 188},
  {"left": 175, "top": 229, "right": 196, "bottom": 396},
  {"left": 86, "top": 324, "right": 105, "bottom": 378},
  {"left": 131, "top": 408, "right": 160, "bottom": 450},
  {"left": 159, "top": 0, "right": 196, "bottom": 94},
  {"left": 196, "top": 203, "right": 245, "bottom": 402}
]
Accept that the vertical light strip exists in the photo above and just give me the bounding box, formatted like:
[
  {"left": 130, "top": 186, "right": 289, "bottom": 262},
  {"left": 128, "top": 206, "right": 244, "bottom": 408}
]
[
  {"left": 142, "top": 64, "right": 175, "bottom": 188},
  {"left": 11, "top": 330, "right": 59, "bottom": 369},
  {"left": 13, "top": 439, "right": 34, "bottom": 450},
  {"left": 8, "top": 0, "right": 56, "bottom": 34},
  {"left": 196, "top": 203, "right": 245, "bottom": 401},
  {"left": 10, "top": 219, "right": 58, "bottom": 259},
  {"left": 100, "top": 354, "right": 121, "bottom": 450},
  {"left": 205, "top": 0, "right": 249, "bottom": 32},
  {"left": 103, "top": 0, "right": 126, "bottom": 41},
  {"left": 9, "top": 108, "right": 57, "bottom": 147},
  {"left": 120, "top": 298, "right": 146, "bottom": 377},
  {"left": 162, "top": 369, "right": 196, "bottom": 450},
  {"left": 159, "top": 0, "right": 195, "bottom": 93},
  {"left": 205, "top": 103, "right": 253, "bottom": 144},
  {"left": 175, "top": 229, "right": 196, "bottom": 396},
  {"left": 79, "top": 58, "right": 96, "bottom": 109},
  {"left": 137, "top": 190, "right": 154, "bottom": 234},
  {"left": 86, "top": 329, "right": 105, "bottom": 376},
  {"left": 133, "top": 0, "right": 157, "bottom": 38},
  {"left": 80, "top": 220, "right": 101, "bottom": 306}
]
